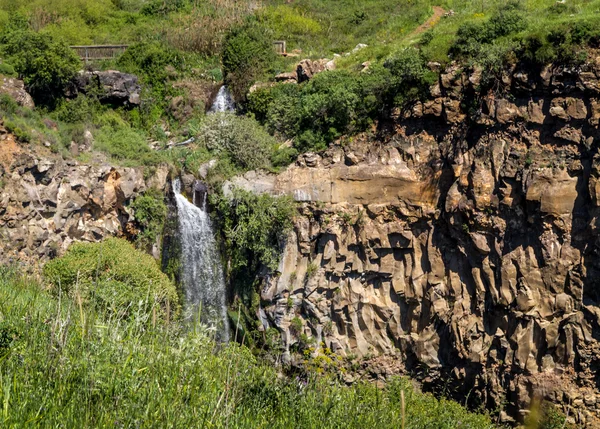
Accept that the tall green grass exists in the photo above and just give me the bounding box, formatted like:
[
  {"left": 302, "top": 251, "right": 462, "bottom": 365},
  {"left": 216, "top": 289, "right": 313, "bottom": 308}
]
[{"left": 0, "top": 267, "right": 496, "bottom": 428}]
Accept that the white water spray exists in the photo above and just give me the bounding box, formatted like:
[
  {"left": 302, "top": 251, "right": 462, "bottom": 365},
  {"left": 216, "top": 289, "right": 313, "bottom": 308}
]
[
  {"left": 209, "top": 85, "right": 235, "bottom": 113},
  {"left": 173, "top": 179, "right": 229, "bottom": 342}
]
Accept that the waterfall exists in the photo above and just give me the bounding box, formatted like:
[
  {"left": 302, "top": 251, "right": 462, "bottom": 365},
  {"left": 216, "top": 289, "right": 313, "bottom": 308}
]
[
  {"left": 209, "top": 85, "right": 235, "bottom": 113},
  {"left": 173, "top": 179, "right": 229, "bottom": 342}
]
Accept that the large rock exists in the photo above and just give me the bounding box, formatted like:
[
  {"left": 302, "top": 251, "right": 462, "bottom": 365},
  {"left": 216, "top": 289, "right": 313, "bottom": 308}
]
[
  {"left": 69, "top": 70, "right": 141, "bottom": 105},
  {"left": 0, "top": 77, "right": 34, "bottom": 108},
  {"left": 296, "top": 59, "right": 330, "bottom": 83}
]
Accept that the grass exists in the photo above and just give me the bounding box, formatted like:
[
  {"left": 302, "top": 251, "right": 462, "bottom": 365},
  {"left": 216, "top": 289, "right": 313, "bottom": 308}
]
[{"left": 0, "top": 267, "right": 497, "bottom": 428}]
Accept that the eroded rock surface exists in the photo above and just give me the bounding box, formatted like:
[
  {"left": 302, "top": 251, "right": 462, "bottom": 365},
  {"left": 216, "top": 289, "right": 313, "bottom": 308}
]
[
  {"left": 0, "top": 77, "right": 35, "bottom": 108},
  {"left": 0, "top": 122, "right": 168, "bottom": 269},
  {"left": 257, "top": 58, "right": 600, "bottom": 426}
]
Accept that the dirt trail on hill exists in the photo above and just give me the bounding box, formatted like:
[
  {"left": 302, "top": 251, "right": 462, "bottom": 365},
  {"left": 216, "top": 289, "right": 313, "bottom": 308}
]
[{"left": 413, "top": 6, "right": 445, "bottom": 36}]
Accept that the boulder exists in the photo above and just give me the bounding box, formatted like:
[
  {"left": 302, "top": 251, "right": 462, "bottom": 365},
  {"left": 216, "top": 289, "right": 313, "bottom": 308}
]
[
  {"left": 275, "top": 71, "right": 298, "bottom": 83},
  {"left": 296, "top": 59, "right": 329, "bottom": 83},
  {"left": 0, "top": 77, "right": 34, "bottom": 108},
  {"left": 69, "top": 70, "right": 141, "bottom": 105}
]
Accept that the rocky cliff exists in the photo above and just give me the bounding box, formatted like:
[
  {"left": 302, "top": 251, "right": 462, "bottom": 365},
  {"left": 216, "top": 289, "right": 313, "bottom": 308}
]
[
  {"left": 236, "top": 57, "right": 600, "bottom": 426},
  {"left": 0, "top": 121, "right": 168, "bottom": 270}
]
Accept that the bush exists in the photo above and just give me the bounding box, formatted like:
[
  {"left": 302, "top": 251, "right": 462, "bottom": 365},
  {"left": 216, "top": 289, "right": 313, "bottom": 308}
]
[
  {"left": 212, "top": 188, "right": 295, "bottom": 272},
  {"left": 222, "top": 18, "right": 276, "bottom": 101},
  {"left": 1, "top": 29, "right": 80, "bottom": 106},
  {"left": 247, "top": 67, "right": 395, "bottom": 153},
  {"left": 55, "top": 94, "right": 103, "bottom": 124},
  {"left": 384, "top": 48, "right": 436, "bottom": 106},
  {"left": 130, "top": 188, "right": 168, "bottom": 249},
  {"left": 94, "top": 124, "right": 158, "bottom": 165},
  {"left": 197, "top": 112, "right": 275, "bottom": 171},
  {"left": 141, "top": 0, "right": 190, "bottom": 16},
  {"left": 0, "top": 61, "right": 15, "bottom": 76},
  {"left": 0, "top": 93, "right": 18, "bottom": 114},
  {"left": 451, "top": 3, "right": 527, "bottom": 58},
  {"left": 4, "top": 119, "right": 31, "bottom": 143},
  {"left": 43, "top": 238, "right": 179, "bottom": 320},
  {"left": 117, "top": 42, "right": 186, "bottom": 92}
]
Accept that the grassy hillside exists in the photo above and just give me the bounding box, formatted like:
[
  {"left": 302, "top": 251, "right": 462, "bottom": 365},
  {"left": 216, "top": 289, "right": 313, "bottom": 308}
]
[
  {"left": 0, "top": 0, "right": 598, "bottom": 171},
  {"left": 0, "top": 266, "right": 497, "bottom": 428}
]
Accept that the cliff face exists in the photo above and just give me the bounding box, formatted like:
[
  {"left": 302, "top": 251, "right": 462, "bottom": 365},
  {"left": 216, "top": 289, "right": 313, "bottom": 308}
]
[
  {"left": 253, "top": 58, "right": 600, "bottom": 425},
  {"left": 0, "top": 122, "right": 168, "bottom": 270}
]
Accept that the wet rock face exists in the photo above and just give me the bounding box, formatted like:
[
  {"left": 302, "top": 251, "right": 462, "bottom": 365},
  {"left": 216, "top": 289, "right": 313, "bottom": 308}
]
[
  {"left": 259, "top": 59, "right": 600, "bottom": 426},
  {"left": 0, "top": 125, "right": 168, "bottom": 269}
]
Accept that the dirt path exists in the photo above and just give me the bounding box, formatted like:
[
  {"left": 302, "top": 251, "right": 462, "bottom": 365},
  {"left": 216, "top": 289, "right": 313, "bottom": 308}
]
[{"left": 413, "top": 6, "right": 446, "bottom": 36}]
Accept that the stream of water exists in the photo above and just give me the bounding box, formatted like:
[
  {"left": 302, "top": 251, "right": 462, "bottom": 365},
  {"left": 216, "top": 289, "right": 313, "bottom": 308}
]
[{"left": 172, "top": 179, "right": 229, "bottom": 342}]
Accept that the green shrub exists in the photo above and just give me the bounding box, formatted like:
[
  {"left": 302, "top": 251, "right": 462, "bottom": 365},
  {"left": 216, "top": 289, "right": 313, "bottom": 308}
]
[
  {"left": 43, "top": 237, "right": 179, "bottom": 320},
  {"left": 451, "top": 3, "right": 527, "bottom": 58},
  {"left": 0, "top": 93, "right": 18, "bottom": 114},
  {"left": 247, "top": 67, "right": 395, "bottom": 153},
  {"left": 1, "top": 29, "right": 79, "bottom": 106},
  {"left": 222, "top": 18, "right": 276, "bottom": 101},
  {"left": 94, "top": 124, "right": 158, "bottom": 165},
  {"left": 117, "top": 42, "right": 186, "bottom": 92},
  {"left": 141, "top": 0, "right": 190, "bottom": 16},
  {"left": 197, "top": 112, "right": 275, "bottom": 171},
  {"left": 4, "top": 119, "right": 31, "bottom": 143},
  {"left": 55, "top": 94, "right": 103, "bottom": 124},
  {"left": 130, "top": 188, "right": 167, "bottom": 249},
  {"left": 271, "top": 146, "right": 298, "bottom": 168},
  {"left": 212, "top": 188, "right": 295, "bottom": 272},
  {"left": 0, "top": 61, "right": 15, "bottom": 76},
  {"left": 384, "top": 48, "right": 436, "bottom": 107}
]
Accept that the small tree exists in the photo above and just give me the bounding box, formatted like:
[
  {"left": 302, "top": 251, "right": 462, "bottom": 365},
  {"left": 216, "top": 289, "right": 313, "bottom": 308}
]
[
  {"left": 2, "top": 29, "right": 80, "bottom": 106},
  {"left": 221, "top": 18, "right": 276, "bottom": 102}
]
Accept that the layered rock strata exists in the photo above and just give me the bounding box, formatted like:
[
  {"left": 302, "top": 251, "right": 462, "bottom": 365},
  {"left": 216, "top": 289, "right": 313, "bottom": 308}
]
[{"left": 254, "top": 58, "right": 600, "bottom": 426}]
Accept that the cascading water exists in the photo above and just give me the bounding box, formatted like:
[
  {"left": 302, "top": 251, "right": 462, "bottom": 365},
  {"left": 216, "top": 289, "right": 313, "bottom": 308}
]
[
  {"left": 209, "top": 85, "right": 235, "bottom": 113},
  {"left": 172, "top": 178, "right": 229, "bottom": 342}
]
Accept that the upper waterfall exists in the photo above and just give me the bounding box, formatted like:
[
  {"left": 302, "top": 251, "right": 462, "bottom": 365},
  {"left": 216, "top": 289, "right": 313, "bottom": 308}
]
[
  {"left": 172, "top": 179, "right": 229, "bottom": 342},
  {"left": 209, "top": 85, "right": 235, "bottom": 113}
]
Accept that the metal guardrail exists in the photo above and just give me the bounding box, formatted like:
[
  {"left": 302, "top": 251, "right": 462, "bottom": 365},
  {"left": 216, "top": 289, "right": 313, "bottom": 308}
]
[{"left": 70, "top": 45, "right": 129, "bottom": 62}]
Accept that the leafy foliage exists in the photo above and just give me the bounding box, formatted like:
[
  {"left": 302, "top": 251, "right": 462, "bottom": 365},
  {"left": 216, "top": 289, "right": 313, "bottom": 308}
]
[
  {"left": 247, "top": 59, "right": 433, "bottom": 153},
  {"left": 212, "top": 188, "right": 295, "bottom": 272},
  {"left": 130, "top": 188, "right": 168, "bottom": 249},
  {"left": 93, "top": 123, "right": 159, "bottom": 165},
  {"left": 451, "top": 3, "right": 527, "bottom": 58},
  {"left": 197, "top": 112, "right": 275, "bottom": 171},
  {"left": 43, "top": 238, "right": 179, "bottom": 320},
  {"left": 1, "top": 29, "right": 79, "bottom": 106},
  {"left": 222, "top": 18, "right": 277, "bottom": 101}
]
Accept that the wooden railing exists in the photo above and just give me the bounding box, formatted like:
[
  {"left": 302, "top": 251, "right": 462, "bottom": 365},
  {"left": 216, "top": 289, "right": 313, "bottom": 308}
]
[
  {"left": 273, "top": 40, "right": 286, "bottom": 55},
  {"left": 70, "top": 45, "right": 129, "bottom": 62},
  {"left": 71, "top": 41, "right": 287, "bottom": 62}
]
